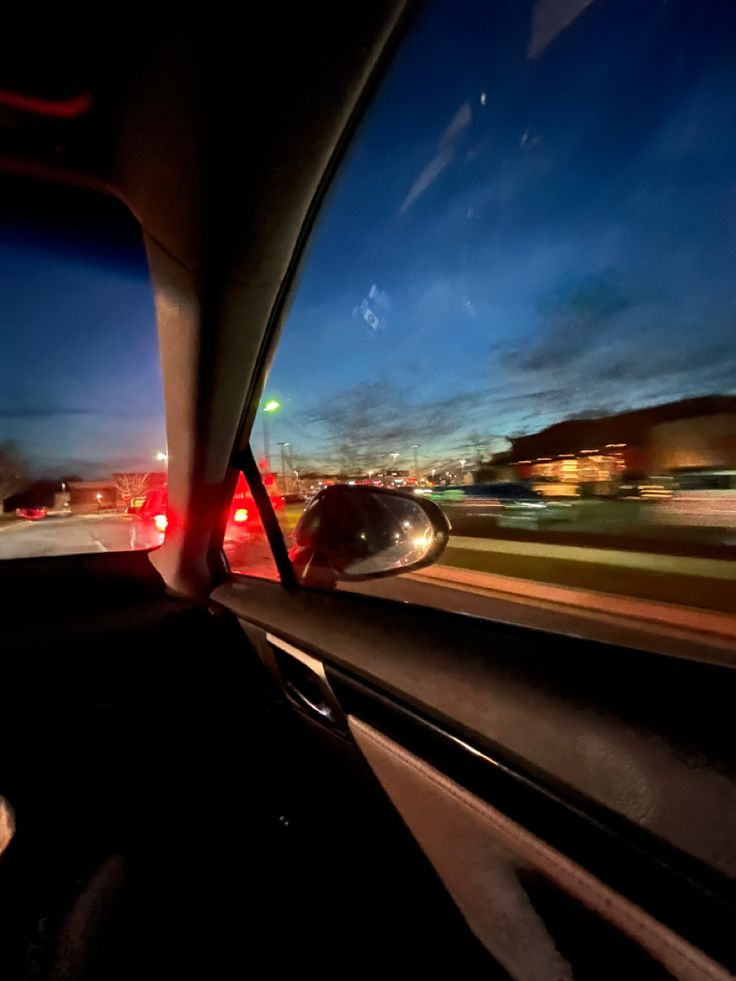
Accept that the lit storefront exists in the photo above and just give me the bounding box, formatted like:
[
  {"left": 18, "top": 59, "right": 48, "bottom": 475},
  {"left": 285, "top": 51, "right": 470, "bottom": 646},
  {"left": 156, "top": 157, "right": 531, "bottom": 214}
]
[
  {"left": 516, "top": 447, "right": 627, "bottom": 496},
  {"left": 507, "top": 396, "right": 736, "bottom": 498}
]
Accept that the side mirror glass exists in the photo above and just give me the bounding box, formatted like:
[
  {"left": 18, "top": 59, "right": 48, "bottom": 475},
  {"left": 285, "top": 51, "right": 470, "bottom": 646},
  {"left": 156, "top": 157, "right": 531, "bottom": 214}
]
[{"left": 290, "top": 485, "right": 449, "bottom": 587}]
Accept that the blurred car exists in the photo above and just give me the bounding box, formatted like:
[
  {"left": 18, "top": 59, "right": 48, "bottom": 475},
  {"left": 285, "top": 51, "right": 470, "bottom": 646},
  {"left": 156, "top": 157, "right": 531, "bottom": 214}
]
[
  {"left": 128, "top": 485, "right": 169, "bottom": 550},
  {"left": 282, "top": 492, "right": 307, "bottom": 504},
  {"left": 430, "top": 482, "right": 571, "bottom": 532},
  {"left": 16, "top": 506, "right": 47, "bottom": 520},
  {"left": 617, "top": 476, "right": 674, "bottom": 500},
  {"left": 654, "top": 470, "right": 736, "bottom": 528},
  {"left": 129, "top": 473, "right": 283, "bottom": 550}
]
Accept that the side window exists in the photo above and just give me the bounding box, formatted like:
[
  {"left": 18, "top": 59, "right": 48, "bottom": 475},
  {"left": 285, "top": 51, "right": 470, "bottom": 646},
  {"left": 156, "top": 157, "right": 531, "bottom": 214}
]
[
  {"left": 236, "top": 0, "right": 736, "bottom": 636},
  {"left": 0, "top": 178, "right": 166, "bottom": 559}
]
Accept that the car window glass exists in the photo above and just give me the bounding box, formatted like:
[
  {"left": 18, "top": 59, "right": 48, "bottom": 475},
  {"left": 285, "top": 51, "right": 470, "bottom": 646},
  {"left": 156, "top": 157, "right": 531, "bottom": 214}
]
[
  {"left": 237, "top": 0, "right": 736, "bottom": 644},
  {"left": 0, "top": 179, "right": 166, "bottom": 559}
]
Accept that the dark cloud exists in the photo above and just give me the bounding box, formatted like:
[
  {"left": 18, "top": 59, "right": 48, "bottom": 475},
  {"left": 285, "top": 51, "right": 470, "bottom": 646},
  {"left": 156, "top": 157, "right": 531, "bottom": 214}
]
[
  {"left": 0, "top": 406, "right": 139, "bottom": 420},
  {"left": 503, "top": 278, "right": 631, "bottom": 373},
  {"left": 31, "top": 453, "right": 165, "bottom": 480},
  {"left": 598, "top": 340, "right": 736, "bottom": 383},
  {"left": 489, "top": 273, "right": 736, "bottom": 438}
]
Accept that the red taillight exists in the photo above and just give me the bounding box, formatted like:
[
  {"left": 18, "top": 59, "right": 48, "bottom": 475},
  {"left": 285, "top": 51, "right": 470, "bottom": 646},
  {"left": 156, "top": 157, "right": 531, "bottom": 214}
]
[
  {"left": 153, "top": 513, "right": 168, "bottom": 532},
  {"left": 233, "top": 507, "right": 249, "bottom": 524}
]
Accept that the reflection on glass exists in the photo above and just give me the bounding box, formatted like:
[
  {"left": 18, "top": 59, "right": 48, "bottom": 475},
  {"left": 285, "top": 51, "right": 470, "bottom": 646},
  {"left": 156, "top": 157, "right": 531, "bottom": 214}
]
[{"left": 321, "top": 490, "right": 437, "bottom": 577}]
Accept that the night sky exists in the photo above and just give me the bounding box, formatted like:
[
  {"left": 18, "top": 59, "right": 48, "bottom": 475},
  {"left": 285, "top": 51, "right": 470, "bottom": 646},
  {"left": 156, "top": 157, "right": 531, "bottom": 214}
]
[
  {"left": 3, "top": 0, "right": 736, "bottom": 476},
  {"left": 267, "top": 0, "right": 736, "bottom": 469},
  {"left": 0, "top": 235, "right": 163, "bottom": 477}
]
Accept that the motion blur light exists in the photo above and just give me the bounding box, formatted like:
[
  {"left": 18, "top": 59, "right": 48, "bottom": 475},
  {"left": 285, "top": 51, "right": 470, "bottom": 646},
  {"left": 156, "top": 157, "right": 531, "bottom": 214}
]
[
  {"left": 233, "top": 508, "right": 249, "bottom": 524},
  {"left": 154, "top": 513, "right": 168, "bottom": 532}
]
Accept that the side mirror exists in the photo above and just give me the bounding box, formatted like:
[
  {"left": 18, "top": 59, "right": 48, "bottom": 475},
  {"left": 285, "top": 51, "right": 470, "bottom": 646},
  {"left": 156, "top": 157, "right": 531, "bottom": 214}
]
[{"left": 290, "top": 485, "right": 450, "bottom": 587}]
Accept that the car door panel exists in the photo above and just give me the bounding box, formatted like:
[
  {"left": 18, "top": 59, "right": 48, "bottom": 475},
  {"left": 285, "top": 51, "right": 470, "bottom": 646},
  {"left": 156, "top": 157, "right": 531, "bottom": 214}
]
[
  {"left": 217, "top": 580, "right": 736, "bottom": 978},
  {"left": 350, "top": 717, "right": 727, "bottom": 981},
  {"left": 240, "top": 627, "right": 509, "bottom": 975},
  {"left": 215, "top": 580, "right": 736, "bottom": 870}
]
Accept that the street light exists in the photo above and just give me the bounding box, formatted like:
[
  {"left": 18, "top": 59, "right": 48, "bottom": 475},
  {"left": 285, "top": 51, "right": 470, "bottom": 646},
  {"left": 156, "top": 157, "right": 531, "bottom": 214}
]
[
  {"left": 156, "top": 451, "right": 168, "bottom": 463},
  {"left": 262, "top": 398, "right": 281, "bottom": 469}
]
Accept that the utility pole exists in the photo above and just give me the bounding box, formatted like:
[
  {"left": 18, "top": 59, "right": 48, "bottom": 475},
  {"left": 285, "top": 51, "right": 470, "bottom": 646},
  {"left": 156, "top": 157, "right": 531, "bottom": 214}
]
[
  {"left": 412, "top": 444, "right": 420, "bottom": 481},
  {"left": 277, "top": 442, "right": 290, "bottom": 490}
]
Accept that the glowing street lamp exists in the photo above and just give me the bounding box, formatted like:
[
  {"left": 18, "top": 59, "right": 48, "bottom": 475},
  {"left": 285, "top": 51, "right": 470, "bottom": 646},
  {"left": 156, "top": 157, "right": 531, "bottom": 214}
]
[{"left": 156, "top": 451, "right": 168, "bottom": 464}]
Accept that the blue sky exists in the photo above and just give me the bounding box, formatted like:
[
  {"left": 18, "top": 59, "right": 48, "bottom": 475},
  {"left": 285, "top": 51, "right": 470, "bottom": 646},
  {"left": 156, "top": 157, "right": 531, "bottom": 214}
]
[
  {"left": 264, "top": 0, "right": 736, "bottom": 469},
  {"left": 2, "top": 0, "right": 736, "bottom": 476},
  {"left": 0, "top": 240, "right": 164, "bottom": 477}
]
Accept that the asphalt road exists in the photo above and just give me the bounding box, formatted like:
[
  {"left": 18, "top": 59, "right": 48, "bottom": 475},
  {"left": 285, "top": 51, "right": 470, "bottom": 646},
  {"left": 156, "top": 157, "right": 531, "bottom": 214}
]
[{"left": 0, "top": 513, "right": 134, "bottom": 559}]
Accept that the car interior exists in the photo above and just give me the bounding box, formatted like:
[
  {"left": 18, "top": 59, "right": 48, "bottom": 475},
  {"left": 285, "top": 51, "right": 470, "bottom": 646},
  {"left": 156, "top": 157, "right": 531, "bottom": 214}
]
[{"left": 1, "top": 5, "right": 735, "bottom": 980}]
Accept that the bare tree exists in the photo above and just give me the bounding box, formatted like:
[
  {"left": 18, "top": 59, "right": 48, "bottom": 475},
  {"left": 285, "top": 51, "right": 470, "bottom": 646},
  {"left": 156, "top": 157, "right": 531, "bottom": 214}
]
[
  {"left": 304, "top": 380, "right": 492, "bottom": 475},
  {"left": 0, "top": 442, "right": 29, "bottom": 509},
  {"left": 114, "top": 472, "right": 150, "bottom": 509},
  {"left": 305, "top": 380, "right": 414, "bottom": 474}
]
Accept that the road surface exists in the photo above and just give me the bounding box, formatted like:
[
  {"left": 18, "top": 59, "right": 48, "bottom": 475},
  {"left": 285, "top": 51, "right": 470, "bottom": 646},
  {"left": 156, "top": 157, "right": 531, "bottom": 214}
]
[{"left": 0, "top": 513, "right": 133, "bottom": 559}]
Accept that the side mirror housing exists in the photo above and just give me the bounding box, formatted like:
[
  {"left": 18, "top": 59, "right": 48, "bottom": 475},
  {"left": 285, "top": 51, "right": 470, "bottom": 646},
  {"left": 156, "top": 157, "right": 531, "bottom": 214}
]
[{"left": 290, "top": 485, "right": 450, "bottom": 587}]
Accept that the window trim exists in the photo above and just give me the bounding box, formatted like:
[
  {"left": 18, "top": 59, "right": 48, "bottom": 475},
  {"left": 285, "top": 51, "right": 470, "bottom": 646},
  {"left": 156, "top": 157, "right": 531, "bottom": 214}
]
[{"left": 229, "top": 445, "right": 297, "bottom": 588}]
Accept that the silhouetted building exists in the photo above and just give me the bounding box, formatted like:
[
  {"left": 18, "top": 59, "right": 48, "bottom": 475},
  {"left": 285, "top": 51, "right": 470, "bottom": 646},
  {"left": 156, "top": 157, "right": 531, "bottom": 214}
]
[
  {"left": 505, "top": 396, "right": 736, "bottom": 493},
  {"left": 68, "top": 481, "right": 118, "bottom": 513}
]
